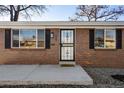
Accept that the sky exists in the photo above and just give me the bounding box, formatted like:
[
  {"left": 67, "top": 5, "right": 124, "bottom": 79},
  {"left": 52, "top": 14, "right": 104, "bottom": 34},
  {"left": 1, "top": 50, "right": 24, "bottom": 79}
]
[
  {"left": 0, "top": 5, "right": 124, "bottom": 21},
  {"left": 0, "top": 5, "right": 77, "bottom": 21},
  {"left": 31, "top": 5, "right": 77, "bottom": 21}
]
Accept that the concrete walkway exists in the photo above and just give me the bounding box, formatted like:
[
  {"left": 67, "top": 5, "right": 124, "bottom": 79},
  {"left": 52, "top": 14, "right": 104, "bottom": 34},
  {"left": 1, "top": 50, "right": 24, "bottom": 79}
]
[{"left": 0, "top": 65, "right": 93, "bottom": 85}]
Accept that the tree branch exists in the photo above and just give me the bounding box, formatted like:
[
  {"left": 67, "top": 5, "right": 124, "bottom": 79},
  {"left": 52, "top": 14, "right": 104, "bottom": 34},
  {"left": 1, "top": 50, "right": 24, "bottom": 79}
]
[
  {"left": 0, "top": 5, "right": 10, "bottom": 11},
  {"left": 19, "top": 5, "right": 32, "bottom": 11}
]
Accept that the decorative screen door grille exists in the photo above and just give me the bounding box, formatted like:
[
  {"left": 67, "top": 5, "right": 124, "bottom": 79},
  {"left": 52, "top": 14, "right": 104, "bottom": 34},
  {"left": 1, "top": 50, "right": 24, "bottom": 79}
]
[{"left": 60, "top": 29, "right": 75, "bottom": 61}]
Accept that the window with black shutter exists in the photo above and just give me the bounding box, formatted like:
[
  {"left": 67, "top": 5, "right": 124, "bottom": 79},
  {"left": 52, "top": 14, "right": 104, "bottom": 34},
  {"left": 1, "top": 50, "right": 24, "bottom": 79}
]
[
  {"left": 5, "top": 29, "right": 11, "bottom": 49},
  {"left": 90, "top": 29, "right": 121, "bottom": 49},
  {"left": 45, "top": 29, "right": 51, "bottom": 49},
  {"left": 116, "top": 29, "right": 122, "bottom": 49},
  {"left": 89, "top": 29, "right": 94, "bottom": 49},
  {"left": 93, "top": 29, "right": 117, "bottom": 49}
]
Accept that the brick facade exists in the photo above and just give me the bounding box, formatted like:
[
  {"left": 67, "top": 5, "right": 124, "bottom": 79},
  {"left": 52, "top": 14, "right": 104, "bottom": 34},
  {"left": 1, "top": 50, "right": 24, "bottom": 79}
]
[
  {"left": 0, "top": 28, "right": 124, "bottom": 68},
  {"left": 0, "top": 28, "right": 59, "bottom": 64},
  {"left": 76, "top": 28, "right": 124, "bottom": 68}
]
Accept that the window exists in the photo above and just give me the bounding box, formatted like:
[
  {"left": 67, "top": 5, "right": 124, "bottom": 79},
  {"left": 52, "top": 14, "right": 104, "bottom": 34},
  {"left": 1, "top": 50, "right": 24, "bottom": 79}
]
[
  {"left": 12, "top": 29, "right": 19, "bottom": 47},
  {"left": 105, "top": 29, "right": 116, "bottom": 48},
  {"left": 38, "top": 29, "right": 45, "bottom": 48},
  {"left": 95, "top": 29, "right": 104, "bottom": 48},
  {"left": 12, "top": 29, "right": 45, "bottom": 48},
  {"left": 95, "top": 29, "right": 116, "bottom": 49},
  {"left": 20, "top": 29, "right": 36, "bottom": 48}
]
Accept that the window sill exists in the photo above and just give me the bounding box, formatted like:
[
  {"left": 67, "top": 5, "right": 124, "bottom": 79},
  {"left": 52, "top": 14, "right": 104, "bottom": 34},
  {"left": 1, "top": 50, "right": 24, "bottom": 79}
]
[
  {"left": 94, "top": 48, "right": 117, "bottom": 51},
  {"left": 10, "top": 47, "right": 46, "bottom": 51}
]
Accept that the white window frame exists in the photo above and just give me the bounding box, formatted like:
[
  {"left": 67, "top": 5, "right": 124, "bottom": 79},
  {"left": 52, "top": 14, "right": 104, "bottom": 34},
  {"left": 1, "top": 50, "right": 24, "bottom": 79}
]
[
  {"left": 94, "top": 29, "right": 116, "bottom": 49},
  {"left": 11, "top": 29, "right": 45, "bottom": 49}
]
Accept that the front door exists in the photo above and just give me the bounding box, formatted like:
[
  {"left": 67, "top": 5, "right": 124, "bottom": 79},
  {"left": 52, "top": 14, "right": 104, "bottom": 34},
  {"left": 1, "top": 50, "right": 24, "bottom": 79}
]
[{"left": 60, "top": 29, "right": 75, "bottom": 61}]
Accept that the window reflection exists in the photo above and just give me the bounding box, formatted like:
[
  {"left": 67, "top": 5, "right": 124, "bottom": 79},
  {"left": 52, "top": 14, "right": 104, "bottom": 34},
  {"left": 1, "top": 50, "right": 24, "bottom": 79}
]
[
  {"left": 95, "top": 29, "right": 104, "bottom": 48},
  {"left": 12, "top": 29, "right": 45, "bottom": 48},
  {"left": 38, "top": 30, "right": 45, "bottom": 47},
  {"left": 94, "top": 29, "right": 116, "bottom": 49},
  {"left": 20, "top": 29, "right": 36, "bottom": 48},
  {"left": 106, "top": 30, "right": 116, "bottom": 48},
  {"left": 12, "top": 29, "right": 19, "bottom": 47}
]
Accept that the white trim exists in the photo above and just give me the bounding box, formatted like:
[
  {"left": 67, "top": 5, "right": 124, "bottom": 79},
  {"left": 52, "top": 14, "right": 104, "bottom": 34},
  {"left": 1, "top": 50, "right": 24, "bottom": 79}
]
[
  {"left": 74, "top": 28, "right": 76, "bottom": 64},
  {"left": 1, "top": 26, "right": 123, "bottom": 29},
  {"left": 59, "top": 29, "right": 62, "bottom": 61},
  {"left": 1, "top": 21, "right": 124, "bottom": 29},
  {"left": 36, "top": 29, "right": 38, "bottom": 48},
  {"left": 11, "top": 29, "right": 12, "bottom": 48},
  {"left": 104, "top": 29, "right": 106, "bottom": 48},
  {"left": 1, "top": 21, "right": 124, "bottom": 26},
  {"left": 11, "top": 29, "right": 45, "bottom": 49},
  {"left": 3, "top": 29, "right": 5, "bottom": 49},
  {"left": 19, "top": 29, "right": 20, "bottom": 48},
  {"left": 44, "top": 29, "right": 45, "bottom": 48}
]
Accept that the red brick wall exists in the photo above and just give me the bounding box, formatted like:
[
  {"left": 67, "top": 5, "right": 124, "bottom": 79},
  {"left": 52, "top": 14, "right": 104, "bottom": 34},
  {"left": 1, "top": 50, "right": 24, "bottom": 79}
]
[
  {"left": 0, "top": 28, "right": 124, "bottom": 68},
  {"left": 0, "top": 28, "right": 59, "bottom": 64},
  {"left": 76, "top": 28, "right": 124, "bottom": 68}
]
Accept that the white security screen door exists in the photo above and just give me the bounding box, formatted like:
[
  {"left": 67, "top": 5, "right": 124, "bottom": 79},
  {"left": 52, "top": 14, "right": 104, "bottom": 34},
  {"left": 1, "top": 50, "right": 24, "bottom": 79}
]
[{"left": 60, "top": 29, "right": 75, "bottom": 61}]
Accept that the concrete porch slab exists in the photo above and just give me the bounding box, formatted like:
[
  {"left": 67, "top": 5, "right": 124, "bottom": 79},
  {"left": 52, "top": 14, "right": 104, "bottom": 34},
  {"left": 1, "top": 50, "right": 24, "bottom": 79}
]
[{"left": 0, "top": 65, "right": 93, "bottom": 85}]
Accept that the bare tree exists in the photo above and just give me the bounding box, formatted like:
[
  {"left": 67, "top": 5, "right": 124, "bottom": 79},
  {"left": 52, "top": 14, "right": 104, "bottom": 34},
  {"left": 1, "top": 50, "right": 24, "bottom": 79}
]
[
  {"left": 0, "top": 5, "right": 46, "bottom": 21},
  {"left": 69, "top": 5, "right": 124, "bottom": 21}
]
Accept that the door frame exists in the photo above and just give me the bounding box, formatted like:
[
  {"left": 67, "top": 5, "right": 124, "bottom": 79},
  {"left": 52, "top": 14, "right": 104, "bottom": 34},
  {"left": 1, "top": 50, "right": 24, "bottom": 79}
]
[{"left": 59, "top": 29, "right": 75, "bottom": 61}]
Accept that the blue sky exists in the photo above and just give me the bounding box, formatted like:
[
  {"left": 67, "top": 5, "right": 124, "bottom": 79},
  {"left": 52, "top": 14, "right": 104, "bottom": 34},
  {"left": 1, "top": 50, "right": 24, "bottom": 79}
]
[
  {"left": 32, "top": 5, "right": 77, "bottom": 21},
  {"left": 0, "top": 5, "right": 124, "bottom": 21},
  {"left": 24, "top": 5, "right": 76, "bottom": 21},
  {"left": 0, "top": 5, "right": 77, "bottom": 21}
]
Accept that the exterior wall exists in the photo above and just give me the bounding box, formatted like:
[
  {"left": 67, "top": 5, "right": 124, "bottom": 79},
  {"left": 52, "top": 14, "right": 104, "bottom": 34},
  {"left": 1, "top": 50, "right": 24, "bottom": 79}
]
[
  {"left": 0, "top": 27, "right": 124, "bottom": 68},
  {"left": 0, "top": 28, "right": 59, "bottom": 64},
  {"left": 76, "top": 28, "right": 124, "bottom": 68}
]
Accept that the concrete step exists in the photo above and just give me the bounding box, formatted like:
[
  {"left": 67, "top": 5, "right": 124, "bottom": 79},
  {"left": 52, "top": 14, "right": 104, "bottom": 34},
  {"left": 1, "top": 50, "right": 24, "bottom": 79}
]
[{"left": 59, "top": 61, "right": 75, "bottom": 66}]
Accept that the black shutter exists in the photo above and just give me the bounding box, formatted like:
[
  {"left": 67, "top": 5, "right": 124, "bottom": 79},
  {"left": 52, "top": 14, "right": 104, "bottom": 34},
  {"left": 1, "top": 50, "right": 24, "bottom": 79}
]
[
  {"left": 45, "top": 29, "right": 51, "bottom": 49},
  {"left": 116, "top": 29, "right": 122, "bottom": 49},
  {"left": 5, "top": 29, "right": 11, "bottom": 49},
  {"left": 89, "top": 29, "right": 95, "bottom": 49}
]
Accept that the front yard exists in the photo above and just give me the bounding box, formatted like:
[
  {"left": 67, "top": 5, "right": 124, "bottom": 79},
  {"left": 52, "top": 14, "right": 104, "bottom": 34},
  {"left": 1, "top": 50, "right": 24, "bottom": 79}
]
[
  {"left": 0, "top": 67, "right": 124, "bottom": 88},
  {"left": 84, "top": 67, "right": 124, "bottom": 88}
]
